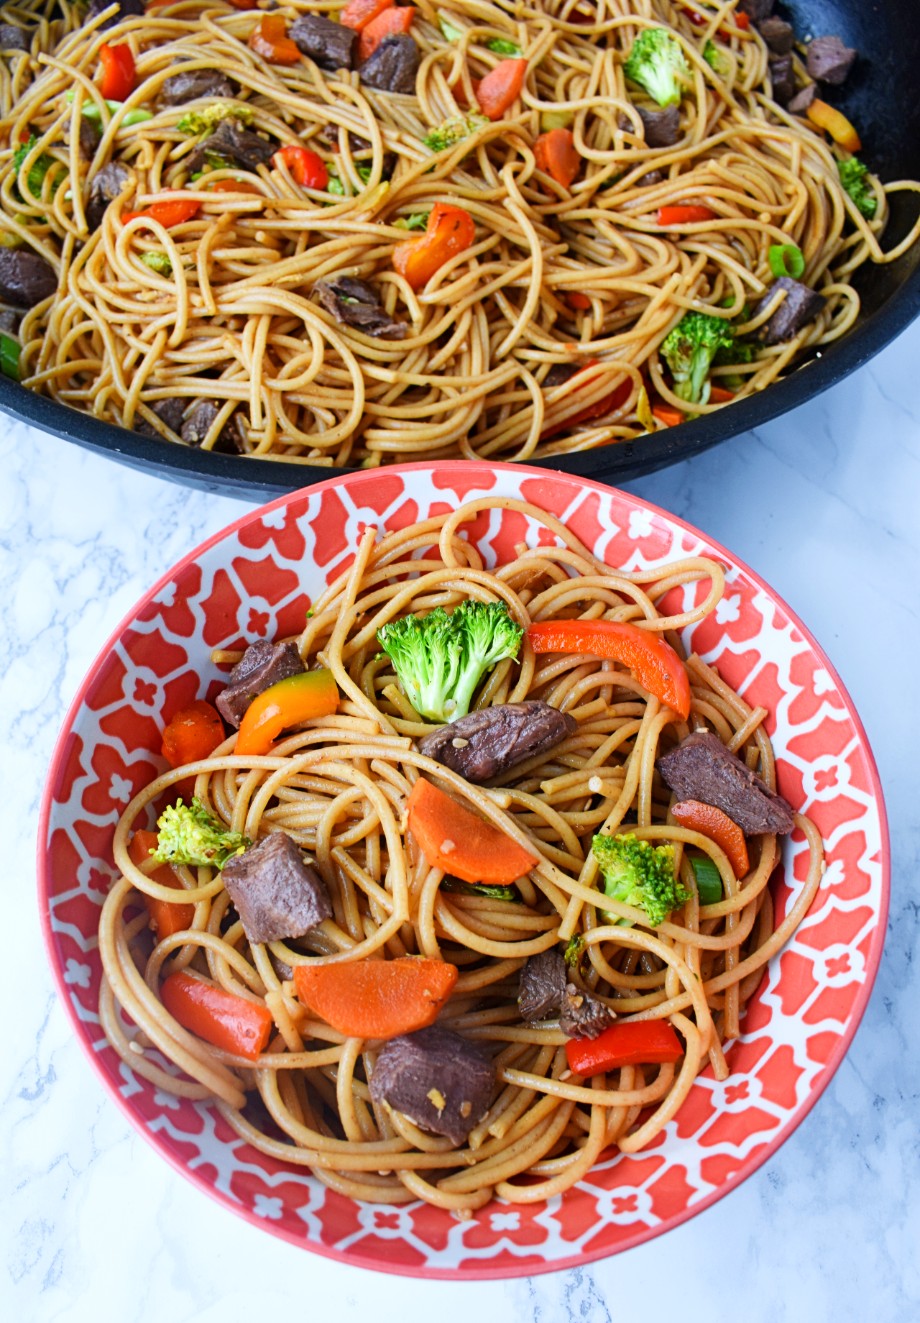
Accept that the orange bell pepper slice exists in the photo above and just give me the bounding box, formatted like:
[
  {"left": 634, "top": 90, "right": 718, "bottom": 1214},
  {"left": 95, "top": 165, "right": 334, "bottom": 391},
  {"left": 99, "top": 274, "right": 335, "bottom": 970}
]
[
  {"left": 407, "top": 777, "right": 539, "bottom": 884},
  {"left": 129, "top": 829, "right": 195, "bottom": 940},
  {"left": 527, "top": 618, "right": 691, "bottom": 720},
  {"left": 160, "top": 971, "right": 273, "bottom": 1060},
  {"left": 476, "top": 58, "right": 527, "bottom": 120},
  {"left": 248, "top": 14, "right": 301, "bottom": 65},
  {"left": 670, "top": 798, "right": 749, "bottom": 877},
  {"left": 392, "top": 201, "right": 475, "bottom": 290},
  {"left": 161, "top": 699, "right": 225, "bottom": 769},
  {"left": 293, "top": 957, "right": 458, "bottom": 1039},
  {"left": 806, "top": 98, "right": 861, "bottom": 152},
  {"left": 235, "top": 668, "right": 339, "bottom": 756}
]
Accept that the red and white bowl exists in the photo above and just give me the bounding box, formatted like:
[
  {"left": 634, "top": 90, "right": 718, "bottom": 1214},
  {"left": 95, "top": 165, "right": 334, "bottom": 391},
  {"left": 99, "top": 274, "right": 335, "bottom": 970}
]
[{"left": 37, "top": 462, "right": 888, "bottom": 1278}]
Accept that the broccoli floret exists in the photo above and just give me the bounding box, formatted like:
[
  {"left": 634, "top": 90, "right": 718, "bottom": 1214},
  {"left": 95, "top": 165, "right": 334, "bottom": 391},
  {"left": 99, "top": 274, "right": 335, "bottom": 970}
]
[
  {"left": 592, "top": 833, "right": 689, "bottom": 928},
  {"left": 487, "top": 38, "right": 522, "bottom": 56},
  {"left": 423, "top": 112, "right": 489, "bottom": 153},
  {"left": 623, "top": 28, "right": 690, "bottom": 108},
  {"left": 152, "top": 798, "right": 249, "bottom": 870},
  {"left": 377, "top": 599, "right": 524, "bottom": 723},
  {"left": 12, "top": 135, "right": 58, "bottom": 199},
  {"left": 141, "top": 251, "right": 173, "bottom": 275},
  {"left": 660, "top": 310, "right": 737, "bottom": 404},
  {"left": 703, "top": 39, "right": 728, "bottom": 76},
  {"left": 563, "top": 934, "right": 586, "bottom": 969},
  {"left": 838, "top": 157, "right": 878, "bottom": 220},
  {"left": 392, "top": 211, "right": 430, "bottom": 231},
  {"left": 177, "top": 103, "right": 254, "bottom": 135}
]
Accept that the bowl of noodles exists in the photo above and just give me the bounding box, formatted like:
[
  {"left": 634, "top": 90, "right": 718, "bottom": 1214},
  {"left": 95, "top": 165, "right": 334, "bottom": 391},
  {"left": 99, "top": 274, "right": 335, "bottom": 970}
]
[
  {"left": 38, "top": 461, "right": 888, "bottom": 1276},
  {"left": 2, "top": 1, "right": 920, "bottom": 496}
]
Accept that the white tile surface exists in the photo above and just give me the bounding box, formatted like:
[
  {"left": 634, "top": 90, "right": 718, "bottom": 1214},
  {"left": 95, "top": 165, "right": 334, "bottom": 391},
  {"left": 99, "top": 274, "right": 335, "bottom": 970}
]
[{"left": 3, "top": 322, "right": 918, "bottom": 1321}]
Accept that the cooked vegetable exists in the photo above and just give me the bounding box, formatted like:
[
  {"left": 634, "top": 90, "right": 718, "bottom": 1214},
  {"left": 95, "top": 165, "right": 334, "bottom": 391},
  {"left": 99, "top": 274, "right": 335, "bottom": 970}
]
[
  {"left": 422, "top": 112, "right": 489, "bottom": 153},
  {"left": 623, "top": 28, "right": 690, "bottom": 108},
  {"left": 837, "top": 157, "right": 878, "bottom": 219},
  {"left": 358, "top": 5, "right": 414, "bottom": 62},
  {"left": 768, "top": 243, "right": 806, "bottom": 279},
  {"left": 476, "top": 57, "right": 527, "bottom": 120},
  {"left": 540, "top": 108, "right": 573, "bottom": 131},
  {"left": 565, "top": 1019, "right": 684, "bottom": 1075},
  {"left": 140, "top": 251, "right": 173, "bottom": 275},
  {"left": 563, "top": 934, "right": 586, "bottom": 969},
  {"left": 703, "top": 39, "right": 728, "bottom": 76},
  {"left": 160, "top": 970, "right": 273, "bottom": 1060},
  {"left": 526, "top": 617, "right": 691, "bottom": 720},
  {"left": 340, "top": 0, "right": 394, "bottom": 31},
  {"left": 12, "top": 136, "right": 58, "bottom": 198},
  {"left": 660, "top": 310, "right": 737, "bottom": 405},
  {"left": 293, "top": 956, "right": 458, "bottom": 1039},
  {"left": 392, "top": 210, "right": 430, "bottom": 230},
  {"left": 540, "top": 363, "right": 633, "bottom": 440},
  {"left": 438, "top": 15, "right": 465, "bottom": 42},
  {"left": 122, "top": 198, "right": 201, "bottom": 228},
  {"left": 161, "top": 699, "right": 225, "bottom": 768},
  {"left": 152, "top": 797, "right": 249, "bottom": 870},
  {"left": 652, "top": 403, "right": 684, "bottom": 427},
  {"left": 487, "top": 37, "right": 522, "bottom": 56},
  {"left": 235, "top": 668, "right": 340, "bottom": 756},
  {"left": 657, "top": 204, "right": 717, "bottom": 225},
  {"left": 533, "top": 127, "right": 580, "bottom": 188},
  {"left": 273, "top": 143, "right": 328, "bottom": 189},
  {"left": 177, "top": 103, "right": 254, "bottom": 135},
  {"left": 442, "top": 879, "right": 520, "bottom": 901},
  {"left": 806, "top": 98, "right": 861, "bottom": 152},
  {"left": 670, "top": 798, "right": 750, "bottom": 877},
  {"left": 98, "top": 42, "right": 135, "bottom": 101},
  {"left": 0, "top": 331, "right": 20, "bottom": 380},
  {"left": 248, "top": 14, "right": 301, "bottom": 65},
  {"left": 128, "top": 829, "right": 195, "bottom": 939},
  {"left": 407, "top": 777, "right": 539, "bottom": 883},
  {"left": 689, "top": 852, "right": 723, "bottom": 905},
  {"left": 592, "top": 832, "right": 689, "bottom": 927},
  {"left": 377, "top": 599, "right": 523, "bottom": 722}
]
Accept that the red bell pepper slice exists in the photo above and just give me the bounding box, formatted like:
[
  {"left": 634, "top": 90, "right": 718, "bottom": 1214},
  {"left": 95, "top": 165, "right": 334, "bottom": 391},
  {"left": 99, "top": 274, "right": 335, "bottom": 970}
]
[
  {"left": 392, "top": 201, "right": 475, "bottom": 290},
  {"left": 99, "top": 42, "right": 135, "bottom": 102},
  {"left": 670, "top": 798, "right": 750, "bottom": 877},
  {"left": 657, "top": 204, "right": 717, "bottom": 226},
  {"left": 340, "top": 0, "right": 394, "bottom": 31},
  {"left": 235, "top": 668, "right": 339, "bottom": 756},
  {"left": 273, "top": 144, "right": 329, "bottom": 190},
  {"left": 476, "top": 58, "right": 527, "bottom": 120},
  {"left": 160, "top": 971, "right": 273, "bottom": 1060},
  {"left": 122, "top": 197, "right": 201, "bottom": 228},
  {"left": 248, "top": 14, "right": 301, "bottom": 65},
  {"left": 565, "top": 1019, "right": 684, "bottom": 1076},
  {"left": 540, "top": 360, "right": 633, "bottom": 440},
  {"left": 358, "top": 4, "right": 414, "bottom": 61},
  {"left": 161, "top": 699, "right": 225, "bottom": 769},
  {"left": 527, "top": 618, "right": 691, "bottom": 720}
]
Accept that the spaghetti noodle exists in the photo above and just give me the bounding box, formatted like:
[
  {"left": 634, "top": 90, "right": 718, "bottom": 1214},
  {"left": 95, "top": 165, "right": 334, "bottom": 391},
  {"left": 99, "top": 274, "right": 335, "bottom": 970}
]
[
  {"left": 98, "top": 497, "right": 824, "bottom": 1210},
  {"left": 0, "top": 0, "right": 918, "bottom": 463}
]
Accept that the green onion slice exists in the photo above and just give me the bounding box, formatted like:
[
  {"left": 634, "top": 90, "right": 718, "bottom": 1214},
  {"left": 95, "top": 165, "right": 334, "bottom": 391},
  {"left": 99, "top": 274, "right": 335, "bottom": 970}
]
[
  {"left": 768, "top": 243, "right": 805, "bottom": 279},
  {"left": 690, "top": 853, "right": 722, "bottom": 905},
  {"left": 0, "top": 333, "right": 20, "bottom": 381}
]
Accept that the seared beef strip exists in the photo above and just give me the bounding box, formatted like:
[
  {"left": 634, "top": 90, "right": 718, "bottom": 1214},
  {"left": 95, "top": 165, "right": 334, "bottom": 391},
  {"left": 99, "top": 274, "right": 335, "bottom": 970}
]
[
  {"left": 787, "top": 84, "right": 817, "bottom": 114},
  {"left": 518, "top": 948, "right": 567, "bottom": 1022},
  {"left": 739, "top": 0, "right": 774, "bottom": 20},
  {"left": 753, "top": 276, "right": 825, "bottom": 344},
  {"left": 186, "top": 119, "right": 275, "bottom": 173},
  {"left": 221, "top": 832, "right": 332, "bottom": 944},
  {"left": 359, "top": 35, "right": 420, "bottom": 95},
  {"left": 161, "top": 70, "right": 236, "bottom": 104},
  {"left": 657, "top": 729, "right": 795, "bottom": 835},
  {"left": 758, "top": 16, "right": 794, "bottom": 55},
  {"left": 314, "top": 276, "right": 407, "bottom": 340},
  {"left": 290, "top": 14, "right": 358, "bottom": 71},
  {"left": 543, "top": 362, "right": 579, "bottom": 388},
  {"left": 559, "top": 983, "right": 615, "bottom": 1040},
  {"left": 0, "top": 24, "right": 29, "bottom": 51},
  {"left": 807, "top": 35, "right": 857, "bottom": 86},
  {"left": 0, "top": 249, "right": 56, "bottom": 307},
  {"left": 179, "top": 400, "right": 244, "bottom": 452},
  {"left": 369, "top": 1025, "right": 495, "bottom": 1146},
  {"left": 636, "top": 169, "right": 665, "bottom": 187},
  {"left": 0, "top": 310, "right": 20, "bottom": 334},
  {"left": 76, "top": 116, "right": 102, "bottom": 162},
  {"left": 216, "top": 639, "right": 306, "bottom": 727},
  {"left": 86, "top": 0, "right": 145, "bottom": 28},
  {"left": 86, "top": 161, "right": 130, "bottom": 231},
  {"left": 134, "top": 397, "right": 187, "bottom": 438},
  {"left": 418, "top": 701, "right": 576, "bottom": 784},
  {"left": 638, "top": 106, "right": 680, "bottom": 148},
  {"left": 768, "top": 53, "right": 796, "bottom": 107}
]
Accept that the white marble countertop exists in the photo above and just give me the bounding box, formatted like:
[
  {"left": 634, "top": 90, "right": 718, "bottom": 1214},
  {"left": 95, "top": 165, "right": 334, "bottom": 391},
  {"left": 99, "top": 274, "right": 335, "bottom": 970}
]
[{"left": 3, "top": 323, "right": 919, "bottom": 1321}]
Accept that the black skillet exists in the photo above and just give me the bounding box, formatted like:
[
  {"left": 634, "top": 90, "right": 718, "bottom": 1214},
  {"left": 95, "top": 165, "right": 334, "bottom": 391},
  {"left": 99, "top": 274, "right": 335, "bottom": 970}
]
[{"left": 2, "top": 0, "right": 918, "bottom": 499}]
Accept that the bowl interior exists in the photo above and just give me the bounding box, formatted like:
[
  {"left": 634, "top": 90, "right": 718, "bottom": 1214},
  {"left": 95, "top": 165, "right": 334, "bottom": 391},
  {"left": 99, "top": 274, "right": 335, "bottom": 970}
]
[{"left": 39, "top": 463, "right": 888, "bottom": 1277}]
